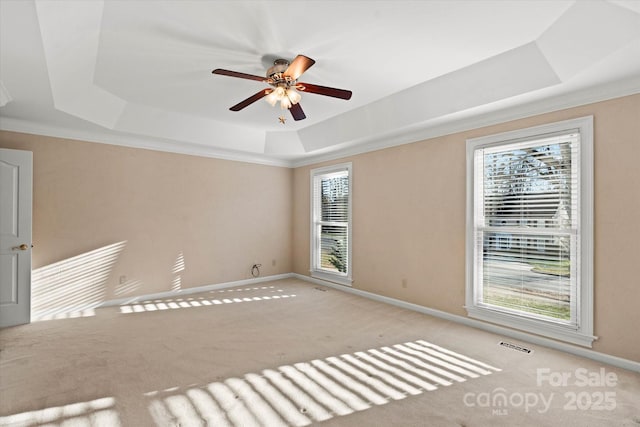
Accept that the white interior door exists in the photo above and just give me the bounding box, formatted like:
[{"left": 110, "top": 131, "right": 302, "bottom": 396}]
[{"left": 0, "top": 148, "right": 32, "bottom": 327}]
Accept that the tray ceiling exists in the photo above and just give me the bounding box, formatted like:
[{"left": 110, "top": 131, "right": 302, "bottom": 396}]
[{"left": 1, "top": 1, "right": 639, "bottom": 166}]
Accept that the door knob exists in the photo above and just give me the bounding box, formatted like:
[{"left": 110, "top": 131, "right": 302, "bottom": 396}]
[{"left": 12, "top": 244, "right": 29, "bottom": 251}]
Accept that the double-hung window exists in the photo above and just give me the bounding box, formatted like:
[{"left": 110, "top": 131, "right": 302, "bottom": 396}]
[
  {"left": 310, "top": 163, "right": 352, "bottom": 285},
  {"left": 466, "top": 117, "right": 594, "bottom": 346}
]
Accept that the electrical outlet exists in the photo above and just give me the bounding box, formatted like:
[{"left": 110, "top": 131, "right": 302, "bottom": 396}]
[
  {"left": 119, "top": 275, "right": 127, "bottom": 284},
  {"left": 401, "top": 279, "right": 408, "bottom": 288},
  {"left": 272, "top": 259, "right": 276, "bottom": 266}
]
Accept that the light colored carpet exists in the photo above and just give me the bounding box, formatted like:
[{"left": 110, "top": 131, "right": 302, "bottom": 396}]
[{"left": 1, "top": 278, "right": 639, "bottom": 426}]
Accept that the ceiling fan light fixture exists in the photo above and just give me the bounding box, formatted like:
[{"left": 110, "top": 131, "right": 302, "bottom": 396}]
[
  {"left": 280, "top": 96, "right": 292, "bottom": 110},
  {"left": 265, "top": 86, "right": 284, "bottom": 107},
  {"left": 264, "top": 85, "right": 299, "bottom": 110},
  {"left": 286, "top": 88, "right": 301, "bottom": 105}
]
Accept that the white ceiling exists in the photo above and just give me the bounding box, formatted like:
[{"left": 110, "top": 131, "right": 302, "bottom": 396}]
[{"left": 1, "top": 0, "right": 639, "bottom": 167}]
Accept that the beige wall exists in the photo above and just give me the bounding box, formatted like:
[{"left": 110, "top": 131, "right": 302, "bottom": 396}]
[
  {"left": 0, "top": 132, "right": 292, "bottom": 306},
  {"left": 293, "top": 94, "right": 640, "bottom": 362},
  {"left": 1, "top": 93, "right": 638, "bottom": 360}
]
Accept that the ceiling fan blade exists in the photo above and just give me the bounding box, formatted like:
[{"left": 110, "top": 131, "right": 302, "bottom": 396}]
[
  {"left": 212, "top": 69, "right": 266, "bottom": 82},
  {"left": 297, "top": 82, "right": 352, "bottom": 100},
  {"left": 229, "top": 89, "right": 271, "bottom": 111},
  {"left": 289, "top": 103, "right": 306, "bottom": 121},
  {"left": 284, "top": 55, "right": 316, "bottom": 80}
]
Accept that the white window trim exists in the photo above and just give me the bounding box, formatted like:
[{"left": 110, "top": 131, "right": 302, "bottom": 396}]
[
  {"left": 310, "top": 162, "right": 353, "bottom": 286},
  {"left": 465, "top": 116, "right": 595, "bottom": 347}
]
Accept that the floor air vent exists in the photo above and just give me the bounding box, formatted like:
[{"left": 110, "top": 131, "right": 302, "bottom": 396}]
[{"left": 499, "top": 341, "right": 532, "bottom": 354}]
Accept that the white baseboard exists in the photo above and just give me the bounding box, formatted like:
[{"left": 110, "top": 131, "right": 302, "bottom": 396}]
[
  {"left": 291, "top": 273, "right": 640, "bottom": 373},
  {"left": 93, "top": 271, "right": 638, "bottom": 373},
  {"left": 98, "top": 273, "right": 294, "bottom": 307}
]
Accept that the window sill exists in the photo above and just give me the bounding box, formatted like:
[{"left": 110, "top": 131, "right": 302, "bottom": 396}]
[
  {"left": 311, "top": 270, "right": 352, "bottom": 287},
  {"left": 465, "top": 306, "right": 596, "bottom": 347}
]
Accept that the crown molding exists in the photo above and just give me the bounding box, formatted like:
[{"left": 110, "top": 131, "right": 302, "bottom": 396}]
[
  {"left": 2, "top": 77, "right": 638, "bottom": 169},
  {"left": 0, "top": 117, "right": 293, "bottom": 168},
  {"left": 291, "top": 76, "right": 640, "bottom": 168}
]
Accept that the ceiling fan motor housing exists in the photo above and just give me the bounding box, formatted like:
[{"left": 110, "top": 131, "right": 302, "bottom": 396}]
[{"left": 267, "top": 59, "right": 294, "bottom": 87}]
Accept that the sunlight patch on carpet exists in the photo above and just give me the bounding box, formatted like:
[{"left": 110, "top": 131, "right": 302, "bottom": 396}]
[
  {"left": 0, "top": 397, "right": 121, "bottom": 427},
  {"left": 145, "top": 339, "right": 500, "bottom": 426},
  {"left": 119, "top": 292, "right": 297, "bottom": 314}
]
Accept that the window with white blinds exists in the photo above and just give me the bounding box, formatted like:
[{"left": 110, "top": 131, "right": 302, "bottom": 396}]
[
  {"left": 310, "top": 163, "right": 352, "bottom": 285},
  {"left": 466, "top": 117, "right": 594, "bottom": 347}
]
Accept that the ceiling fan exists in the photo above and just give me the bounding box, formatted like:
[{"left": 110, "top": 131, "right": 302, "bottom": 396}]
[{"left": 212, "top": 55, "right": 352, "bottom": 121}]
